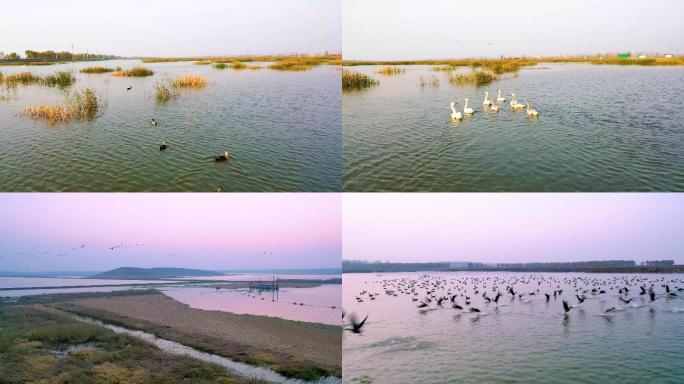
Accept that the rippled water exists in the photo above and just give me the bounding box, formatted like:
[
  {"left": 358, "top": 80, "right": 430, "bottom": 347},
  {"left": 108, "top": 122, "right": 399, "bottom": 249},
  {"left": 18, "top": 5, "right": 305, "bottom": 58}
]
[
  {"left": 343, "top": 272, "right": 684, "bottom": 384},
  {"left": 162, "top": 284, "right": 341, "bottom": 325},
  {"left": 73, "top": 314, "right": 340, "bottom": 384},
  {"left": 0, "top": 60, "right": 341, "bottom": 191},
  {"left": 343, "top": 64, "right": 684, "bottom": 191}
]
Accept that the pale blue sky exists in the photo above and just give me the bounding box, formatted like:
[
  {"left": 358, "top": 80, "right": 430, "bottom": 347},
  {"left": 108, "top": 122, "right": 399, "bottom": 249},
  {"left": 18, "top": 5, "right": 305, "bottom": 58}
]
[
  {"left": 2, "top": 0, "right": 340, "bottom": 57},
  {"left": 344, "top": 0, "right": 684, "bottom": 60}
]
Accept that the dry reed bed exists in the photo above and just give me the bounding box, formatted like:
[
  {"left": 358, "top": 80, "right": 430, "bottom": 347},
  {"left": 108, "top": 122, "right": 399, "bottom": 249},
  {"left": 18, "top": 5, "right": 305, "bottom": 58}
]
[
  {"left": 3, "top": 71, "right": 75, "bottom": 88},
  {"left": 112, "top": 67, "right": 154, "bottom": 77},
  {"left": 22, "top": 88, "right": 101, "bottom": 124},
  {"left": 342, "top": 70, "right": 379, "bottom": 90},
  {"left": 447, "top": 70, "right": 498, "bottom": 86},
  {"left": 80, "top": 66, "right": 114, "bottom": 74},
  {"left": 376, "top": 66, "right": 405, "bottom": 75},
  {"left": 155, "top": 75, "right": 208, "bottom": 102}
]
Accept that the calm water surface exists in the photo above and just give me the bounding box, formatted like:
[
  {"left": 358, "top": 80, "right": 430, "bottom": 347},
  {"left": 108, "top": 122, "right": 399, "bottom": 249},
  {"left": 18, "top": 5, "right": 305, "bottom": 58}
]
[
  {"left": 163, "top": 284, "right": 341, "bottom": 325},
  {"left": 0, "top": 60, "right": 341, "bottom": 191},
  {"left": 343, "top": 272, "right": 684, "bottom": 384},
  {"left": 343, "top": 64, "right": 684, "bottom": 191}
]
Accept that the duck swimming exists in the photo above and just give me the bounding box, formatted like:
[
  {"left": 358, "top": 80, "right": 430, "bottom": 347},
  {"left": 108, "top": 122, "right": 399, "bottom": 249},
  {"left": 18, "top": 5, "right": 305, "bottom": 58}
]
[
  {"left": 215, "top": 151, "right": 231, "bottom": 161},
  {"left": 151, "top": 118, "right": 157, "bottom": 126},
  {"left": 159, "top": 140, "right": 168, "bottom": 151}
]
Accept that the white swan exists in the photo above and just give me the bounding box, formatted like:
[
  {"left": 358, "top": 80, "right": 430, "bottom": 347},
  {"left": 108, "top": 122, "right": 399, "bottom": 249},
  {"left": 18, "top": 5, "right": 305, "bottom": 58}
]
[
  {"left": 526, "top": 100, "right": 539, "bottom": 116},
  {"left": 450, "top": 102, "right": 463, "bottom": 120},
  {"left": 510, "top": 93, "right": 525, "bottom": 109},
  {"left": 483, "top": 91, "right": 492, "bottom": 106},
  {"left": 490, "top": 104, "right": 500, "bottom": 112},
  {"left": 496, "top": 90, "right": 505, "bottom": 103},
  {"left": 463, "top": 98, "right": 474, "bottom": 114}
]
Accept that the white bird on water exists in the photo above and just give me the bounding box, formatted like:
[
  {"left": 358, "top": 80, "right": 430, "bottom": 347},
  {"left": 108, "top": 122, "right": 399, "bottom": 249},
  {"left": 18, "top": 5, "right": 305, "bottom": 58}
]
[
  {"left": 496, "top": 90, "right": 506, "bottom": 103},
  {"left": 510, "top": 93, "right": 525, "bottom": 109},
  {"left": 463, "top": 98, "right": 475, "bottom": 115},
  {"left": 526, "top": 101, "right": 539, "bottom": 116},
  {"left": 483, "top": 91, "right": 492, "bottom": 107},
  {"left": 450, "top": 102, "right": 463, "bottom": 120}
]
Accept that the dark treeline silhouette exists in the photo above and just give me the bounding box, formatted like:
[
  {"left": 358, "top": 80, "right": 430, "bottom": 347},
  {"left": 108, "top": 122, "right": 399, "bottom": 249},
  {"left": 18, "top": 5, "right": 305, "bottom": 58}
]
[
  {"left": 343, "top": 259, "right": 683, "bottom": 273},
  {"left": 343, "top": 260, "right": 451, "bottom": 273},
  {"left": 1, "top": 50, "right": 120, "bottom": 62}
]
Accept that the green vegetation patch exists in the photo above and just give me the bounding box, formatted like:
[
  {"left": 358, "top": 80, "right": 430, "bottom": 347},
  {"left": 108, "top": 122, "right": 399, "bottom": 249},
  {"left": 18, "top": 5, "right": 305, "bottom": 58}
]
[{"left": 342, "top": 70, "right": 379, "bottom": 90}]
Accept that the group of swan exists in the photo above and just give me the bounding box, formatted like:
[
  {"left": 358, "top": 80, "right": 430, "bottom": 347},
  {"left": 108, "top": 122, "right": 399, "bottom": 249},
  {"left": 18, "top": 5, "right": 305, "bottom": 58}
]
[{"left": 450, "top": 90, "right": 539, "bottom": 120}]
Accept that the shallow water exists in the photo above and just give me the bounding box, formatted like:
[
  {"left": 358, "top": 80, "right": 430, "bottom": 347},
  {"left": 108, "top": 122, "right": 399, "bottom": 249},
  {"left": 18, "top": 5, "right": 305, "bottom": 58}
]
[
  {"left": 72, "top": 314, "right": 340, "bottom": 384},
  {"left": 343, "top": 272, "right": 684, "bottom": 384},
  {"left": 343, "top": 64, "right": 684, "bottom": 191},
  {"left": 0, "top": 60, "right": 341, "bottom": 191},
  {"left": 162, "top": 284, "right": 342, "bottom": 325},
  {"left": 0, "top": 276, "right": 170, "bottom": 289}
]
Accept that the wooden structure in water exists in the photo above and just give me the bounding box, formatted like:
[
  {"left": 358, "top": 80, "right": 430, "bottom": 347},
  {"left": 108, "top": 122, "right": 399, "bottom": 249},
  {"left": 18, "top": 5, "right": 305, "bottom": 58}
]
[{"left": 248, "top": 275, "right": 280, "bottom": 291}]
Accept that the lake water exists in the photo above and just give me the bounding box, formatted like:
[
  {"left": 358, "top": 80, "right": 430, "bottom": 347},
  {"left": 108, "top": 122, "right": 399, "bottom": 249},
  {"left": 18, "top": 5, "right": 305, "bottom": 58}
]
[
  {"left": 0, "top": 60, "right": 341, "bottom": 191},
  {"left": 343, "top": 64, "right": 684, "bottom": 191},
  {"left": 0, "top": 276, "right": 170, "bottom": 289},
  {"left": 163, "top": 284, "right": 341, "bottom": 325},
  {"left": 343, "top": 272, "right": 684, "bottom": 384}
]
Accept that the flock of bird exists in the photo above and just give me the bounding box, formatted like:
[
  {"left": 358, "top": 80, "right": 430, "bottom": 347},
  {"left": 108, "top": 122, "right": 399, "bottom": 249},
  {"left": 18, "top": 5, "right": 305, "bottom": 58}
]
[
  {"left": 344, "top": 273, "right": 684, "bottom": 334},
  {"left": 450, "top": 90, "right": 538, "bottom": 121}
]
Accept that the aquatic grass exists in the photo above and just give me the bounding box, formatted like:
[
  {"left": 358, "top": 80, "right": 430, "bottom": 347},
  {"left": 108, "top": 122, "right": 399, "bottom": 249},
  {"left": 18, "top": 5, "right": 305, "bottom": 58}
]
[
  {"left": 154, "top": 82, "right": 178, "bottom": 102},
  {"left": 80, "top": 66, "right": 115, "bottom": 74},
  {"left": 447, "top": 70, "right": 498, "bottom": 86},
  {"left": 343, "top": 70, "right": 379, "bottom": 90},
  {"left": 268, "top": 60, "right": 314, "bottom": 71},
  {"left": 419, "top": 76, "right": 440, "bottom": 87},
  {"left": 112, "top": 67, "right": 154, "bottom": 77},
  {"left": 4, "top": 71, "right": 40, "bottom": 86},
  {"left": 170, "top": 75, "right": 207, "bottom": 88},
  {"left": 376, "top": 66, "right": 405, "bottom": 75},
  {"left": 213, "top": 62, "right": 228, "bottom": 69},
  {"left": 22, "top": 88, "right": 101, "bottom": 124},
  {"left": 433, "top": 65, "right": 454, "bottom": 72},
  {"left": 194, "top": 61, "right": 211, "bottom": 65},
  {"left": 231, "top": 61, "right": 247, "bottom": 70},
  {"left": 40, "top": 71, "right": 75, "bottom": 88}
]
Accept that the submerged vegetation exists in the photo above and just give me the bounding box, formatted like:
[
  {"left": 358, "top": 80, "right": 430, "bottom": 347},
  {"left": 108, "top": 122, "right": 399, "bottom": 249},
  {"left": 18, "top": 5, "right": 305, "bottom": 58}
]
[
  {"left": 447, "top": 70, "right": 498, "bottom": 86},
  {"left": 376, "top": 66, "right": 405, "bottom": 75},
  {"left": 0, "top": 304, "right": 255, "bottom": 384},
  {"left": 2, "top": 71, "right": 75, "bottom": 88},
  {"left": 154, "top": 75, "right": 208, "bottom": 102},
  {"left": 342, "top": 70, "right": 379, "bottom": 90},
  {"left": 419, "top": 76, "right": 440, "bottom": 87},
  {"left": 22, "top": 88, "right": 101, "bottom": 124},
  {"left": 112, "top": 67, "right": 154, "bottom": 77},
  {"left": 80, "top": 66, "right": 115, "bottom": 74}
]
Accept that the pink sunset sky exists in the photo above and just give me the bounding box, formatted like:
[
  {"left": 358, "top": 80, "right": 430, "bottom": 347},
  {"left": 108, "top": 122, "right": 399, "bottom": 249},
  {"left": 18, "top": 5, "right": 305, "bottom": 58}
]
[
  {"left": 343, "top": 193, "right": 684, "bottom": 264},
  {"left": 0, "top": 194, "right": 340, "bottom": 271}
]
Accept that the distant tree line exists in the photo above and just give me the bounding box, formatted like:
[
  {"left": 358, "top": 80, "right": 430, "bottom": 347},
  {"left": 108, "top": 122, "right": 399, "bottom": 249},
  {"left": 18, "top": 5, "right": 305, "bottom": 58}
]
[
  {"left": 0, "top": 50, "right": 119, "bottom": 61},
  {"left": 344, "top": 259, "right": 682, "bottom": 273}
]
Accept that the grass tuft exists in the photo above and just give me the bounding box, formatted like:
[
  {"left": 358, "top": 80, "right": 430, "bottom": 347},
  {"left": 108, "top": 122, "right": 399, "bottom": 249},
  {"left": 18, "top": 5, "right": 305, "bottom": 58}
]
[
  {"left": 376, "top": 66, "right": 405, "bottom": 75},
  {"left": 22, "top": 88, "right": 101, "bottom": 124},
  {"left": 40, "top": 71, "right": 75, "bottom": 88},
  {"left": 419, "top": 76, "right": 440, "bottom": 87},
  {"left": 112, "top": 67, "right": 154, "bottom": 77},
  {"left": 154, "top": 82, "right": 178, "bottom": 102},
  {"left": 342, "top": 70, "right": 379, "bottom": 90},
  {"left": 80, "top": 66, "right": 115, "bottom": 74},
  {"left": 447, "top": 70, "right": 498, "bottom": 86},
  {"left": 170, "top": 75, "right": 207, "bottom": 88}
]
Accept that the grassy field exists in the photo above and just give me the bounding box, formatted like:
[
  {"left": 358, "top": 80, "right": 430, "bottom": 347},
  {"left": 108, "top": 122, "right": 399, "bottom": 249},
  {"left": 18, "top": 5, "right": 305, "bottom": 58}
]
[
  {"left": 0, "top": 302, "right": 263, "bottom": 384},
  {"left": 10, "top": 290, "right": 341, "bottom": 382}
]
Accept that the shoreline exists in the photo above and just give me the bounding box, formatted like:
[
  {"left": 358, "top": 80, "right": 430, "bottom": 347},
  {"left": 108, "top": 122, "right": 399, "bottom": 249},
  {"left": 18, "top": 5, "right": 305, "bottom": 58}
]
[{"left": 50, "top": 291, "right": 341, "bottom": 381}]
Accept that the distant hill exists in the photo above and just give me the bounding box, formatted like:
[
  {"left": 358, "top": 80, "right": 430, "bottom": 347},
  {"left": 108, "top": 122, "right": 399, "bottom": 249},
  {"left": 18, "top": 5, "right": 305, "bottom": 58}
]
[{"left": 90, "top": 267, "right": 223, "bottom": 280}]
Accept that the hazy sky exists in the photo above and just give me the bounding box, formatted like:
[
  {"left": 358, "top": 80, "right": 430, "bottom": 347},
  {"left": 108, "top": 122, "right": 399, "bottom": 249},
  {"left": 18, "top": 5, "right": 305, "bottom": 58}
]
[
  {"left": 0, "top": 194, "right": 340, "bottom": 272},
  {"left": 2, "top": 0, "right": 340, "bottom": 57},
  {"left": 344, "top": 0, "right": 684, "bottom": 60},
  {"left": 343, "top": 194, "right": 684, "bottom": 264}
]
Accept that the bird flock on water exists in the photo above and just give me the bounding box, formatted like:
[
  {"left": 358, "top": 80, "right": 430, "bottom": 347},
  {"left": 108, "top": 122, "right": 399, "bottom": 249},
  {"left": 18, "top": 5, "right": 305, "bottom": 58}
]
[
  {"left": 450, "top": 90, "right": 538, "bottom": 121},
  {"left": 344, "top": 274, "right": 684, "bottom": 334}
]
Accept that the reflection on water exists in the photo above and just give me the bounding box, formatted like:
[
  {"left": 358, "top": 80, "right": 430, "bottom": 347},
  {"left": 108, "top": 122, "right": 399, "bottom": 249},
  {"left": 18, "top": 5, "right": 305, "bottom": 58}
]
[
  {"left": 73, "top": 315, "right": 340, "bottom": 384},
  {"left": 163, "top": 284, "right": 341, "bottom": 325},
  {"left": 343, "top": 272, "right": 684, "bottom": 384},
  {"left": 343, "top": 64, "right": 684, "bottom": 191},
  {"left": 0, "top": 60, "right": 341, "bottom": 191}
]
